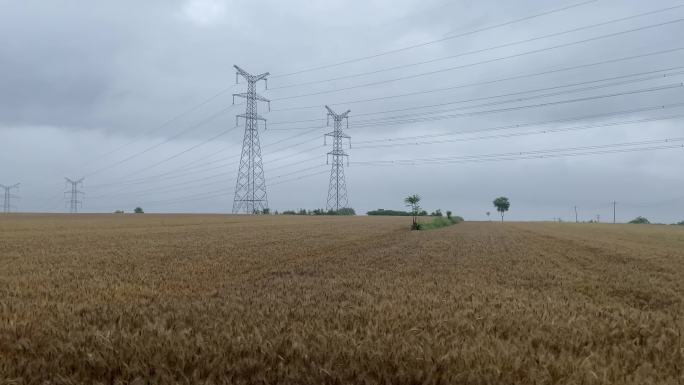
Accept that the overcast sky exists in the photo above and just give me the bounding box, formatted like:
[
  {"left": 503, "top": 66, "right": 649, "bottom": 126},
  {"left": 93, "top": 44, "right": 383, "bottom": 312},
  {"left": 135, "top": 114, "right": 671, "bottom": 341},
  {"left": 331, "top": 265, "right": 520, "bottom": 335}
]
[{"left": 1, "top": 0, "right": 683, "bottom": 222}]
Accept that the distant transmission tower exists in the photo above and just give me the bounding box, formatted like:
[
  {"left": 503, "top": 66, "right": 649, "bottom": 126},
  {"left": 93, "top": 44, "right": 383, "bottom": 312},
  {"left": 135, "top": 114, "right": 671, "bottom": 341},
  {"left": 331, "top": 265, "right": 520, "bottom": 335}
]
[
  {"left": 324, "top": 106, "right": 351, "bottom": 212},
  {"left": 232, "top": 65, "right": 270, "bottom": 214},
  {"left": 1, "top": 183, "right": 20, "bottom": 213},
  {"left": 65, "top": 177, "right": 85, "bottom": 213}
]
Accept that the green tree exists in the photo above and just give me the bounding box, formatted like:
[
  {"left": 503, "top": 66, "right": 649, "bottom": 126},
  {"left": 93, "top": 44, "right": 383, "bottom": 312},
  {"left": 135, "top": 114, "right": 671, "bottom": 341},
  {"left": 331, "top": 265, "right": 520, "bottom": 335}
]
[
  {"left": 404, "top": 194, "right": 421, "bottom": 230},
  {"left": 134, "top": 207, "right": 144, "bottom": 214},
  {"left": 493, "top": 197, "right": 510, "bottom": 222},
  {"left": 337, "top": 207, "right": 356, "bottom": 215}
]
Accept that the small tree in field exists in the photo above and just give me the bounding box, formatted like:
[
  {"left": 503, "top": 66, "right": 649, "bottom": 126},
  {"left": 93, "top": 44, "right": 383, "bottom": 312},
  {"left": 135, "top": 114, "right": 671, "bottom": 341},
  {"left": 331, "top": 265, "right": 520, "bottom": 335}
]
[
  {"left": 486, "top": 211, "right": 491, "bottom": 221},
  {"left": 404, "top": 194, "right": 421, "bottom": 230},
  {"left": 134, "top": 207, "right": 144, "bottom": 214},
  {"left": 493, "top": 197, "right": 510, "bottom": 222}
]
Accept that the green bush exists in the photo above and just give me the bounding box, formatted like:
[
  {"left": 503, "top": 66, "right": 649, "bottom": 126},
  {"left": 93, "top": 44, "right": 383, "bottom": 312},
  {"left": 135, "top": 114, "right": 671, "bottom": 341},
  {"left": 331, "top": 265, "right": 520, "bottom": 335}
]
[
  {"left": 629, "top": 216, "right": 650, "bottom": 224},
  {"left": 134, "top": 207, "right": 144, "bottom": 214},
  {"left": 281, "top": 208, "right": 356, "bottom": 216},
  {"left": 367, "top": 209, "right": 411, "bottom": 216},
  {"left": 336, "top": 207, "right": 356, "bottom": 216},
  {"left": 420, "top": 215, "right": 464, "bottom": 230}
]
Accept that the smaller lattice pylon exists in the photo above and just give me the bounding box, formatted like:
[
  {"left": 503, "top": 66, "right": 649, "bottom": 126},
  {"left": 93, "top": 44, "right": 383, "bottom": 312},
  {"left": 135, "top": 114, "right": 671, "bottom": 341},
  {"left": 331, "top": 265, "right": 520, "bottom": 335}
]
[
  {"left": 64, "top": 177, "right": 85, "bottom": 213},
  {"left": 1, "top": 183, "right": 20, "bottom": 213}
]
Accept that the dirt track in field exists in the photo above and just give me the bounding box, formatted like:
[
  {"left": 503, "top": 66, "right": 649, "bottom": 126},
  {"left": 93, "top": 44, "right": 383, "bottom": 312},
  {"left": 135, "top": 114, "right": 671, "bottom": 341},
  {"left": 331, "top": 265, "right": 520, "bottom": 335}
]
[{"left": 0, "top": 214, "right": 682, "bottom": 384}]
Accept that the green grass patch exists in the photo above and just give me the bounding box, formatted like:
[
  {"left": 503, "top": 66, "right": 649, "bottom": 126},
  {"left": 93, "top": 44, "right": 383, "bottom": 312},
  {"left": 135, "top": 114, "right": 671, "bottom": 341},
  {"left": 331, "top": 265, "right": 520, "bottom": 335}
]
[{"left": 419, "top": 215, "right": 463, "bottom": 230}]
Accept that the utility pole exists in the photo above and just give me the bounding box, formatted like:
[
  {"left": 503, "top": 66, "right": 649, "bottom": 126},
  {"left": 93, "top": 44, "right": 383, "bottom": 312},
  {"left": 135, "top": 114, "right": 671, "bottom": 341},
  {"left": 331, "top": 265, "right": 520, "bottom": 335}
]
[
  {"left": 574, "top": 205, "right": 578, "bottom": 223},
  {"left": 613, "top": 201, "right": 617, "bottom": 224},
  {"left": 324, "top": 105, "right": 351, "bottom": 212},
  {"left": 1, "top": 183, "right": 20, "bottom": 213},
  {"left": 232, "top": 65, "right": 270, "bottom": 214},
  {"left": 65, "top": 178, "right": 84, "bottom": 213}
]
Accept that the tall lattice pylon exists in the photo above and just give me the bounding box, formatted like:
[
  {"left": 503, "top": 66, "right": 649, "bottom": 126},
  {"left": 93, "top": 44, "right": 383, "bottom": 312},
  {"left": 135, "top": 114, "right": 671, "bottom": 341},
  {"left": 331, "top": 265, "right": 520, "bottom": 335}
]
[
  {"left": 232, "top": 65, "right": 271, "bottom": 214},
  {"left": 324, "top": 106, "right": 351, "bottom": 212},
  {"left": 1, "top": 183, "right": 20, "bottom": 213},
  {"left": 65, "top": 177, "right": 84, "bottom": 213}
]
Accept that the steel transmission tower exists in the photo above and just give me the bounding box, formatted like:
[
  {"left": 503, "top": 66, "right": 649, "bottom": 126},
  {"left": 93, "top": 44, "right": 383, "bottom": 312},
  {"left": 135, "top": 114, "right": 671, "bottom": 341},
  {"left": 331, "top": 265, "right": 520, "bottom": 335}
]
[
  {"left": 232, "top": 65, "right": 271, "bottom": 214},
  {"left": 324, "top": 105, "right": 351, "bottom": 212},
  {"left": 65, "top": 177, "right": 85, "bottom": 213},
  {"left": 1, "top": 183, "right": 20, "bottom": 213}
]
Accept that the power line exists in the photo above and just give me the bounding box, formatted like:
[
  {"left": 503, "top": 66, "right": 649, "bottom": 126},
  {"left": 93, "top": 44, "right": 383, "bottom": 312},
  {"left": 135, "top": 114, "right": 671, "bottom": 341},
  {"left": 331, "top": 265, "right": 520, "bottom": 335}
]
[
  {"left": 354, "top": 103, "right": 684, "bottom": 144},
  {"left": 346, "top": 76, "right": 684, "bottom": 127},
  {"left": 354, "top": 114, "right": 684, "bottom": 150},
  {"left": 86, "top": 107, "right": 684, "bottom": 202},
  {"left": 348, "top": 83, "right": 684, "bottom": 128},
  {"left": 68, "top": 2, "right": 607, "bottom": 187},
  {"left": 351, "top": 137, "right": 684, "bottom": 166},
  {"left": 84, "top": 104, "right": 236, "bottom": 177},
  {"left": 270, "top": 4, "right": 684, "bottom": 91},
  {"left": 73, "top": 63, "right": 684, "bottom": 198},
  {"left": 270, "top": 66, "right": 684, "bottom": 135},
  {"left": 270, "top": 18, "right": 684, "bottom": 102},
  {"left": 88, "top": 163, "right": 330, "bottom": 207},
  {"left": 72, "top": 51, "right": 684, "bottom": 192},
  {"left": 270, "top": 0, "right": 599, "bottom": 78},
  {"left": 268, "top": 47, "right": 684, "bottom": 113},
  {"left": 91, "top": 91, "right": 684, "bottom": 195},
  {"left": 91, "top": 84, "right": 239, "bottom": 162},
  {"left": 114, "top": 137, "right": 683, "bottom": 209},
  {"left": 118, "top": 126, "right": 239, "bottom": 180},
  {"left": 88, "top": 154, "right": 323, "bottom": 199},
  {"left": 349, "top": 67, "right": 684, "bottom": 121},
  {"left": 277, "top": 67, "right": 684, "bottom": 129}
]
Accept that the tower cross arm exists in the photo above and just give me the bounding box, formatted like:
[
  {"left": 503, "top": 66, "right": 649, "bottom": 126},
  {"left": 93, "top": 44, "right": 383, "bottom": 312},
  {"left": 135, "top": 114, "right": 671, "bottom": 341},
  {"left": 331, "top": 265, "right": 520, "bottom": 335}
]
[
  {"left": 255, "top": 72, "right": 270, "bottom": 82},
  {"left": 325, "top": 105, "right": 351, "bottom": 119},
  {"left": 237, "top": 113, "right": 267, "bottom": 122},
  {"left": 65, "top": 177, "right": 84, "bottom": 184},
  {"left": 234, "top": 65, "right": 270, "bottom": 82},
  {"left": 233, "top": 92, "right": 270, "bottom": 103},
  {"left": 325, "top": 130, "right": 350, "bottom": 139},
  {"left": 233, "top": 65, "right": 251, "bottom": 79}
]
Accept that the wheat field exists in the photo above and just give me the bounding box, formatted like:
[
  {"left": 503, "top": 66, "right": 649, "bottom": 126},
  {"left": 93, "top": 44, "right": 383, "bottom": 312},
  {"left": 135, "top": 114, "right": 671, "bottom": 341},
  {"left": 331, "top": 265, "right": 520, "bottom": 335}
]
[{"left": 0, "top": 214, "right": 682, "bottom": 384}]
